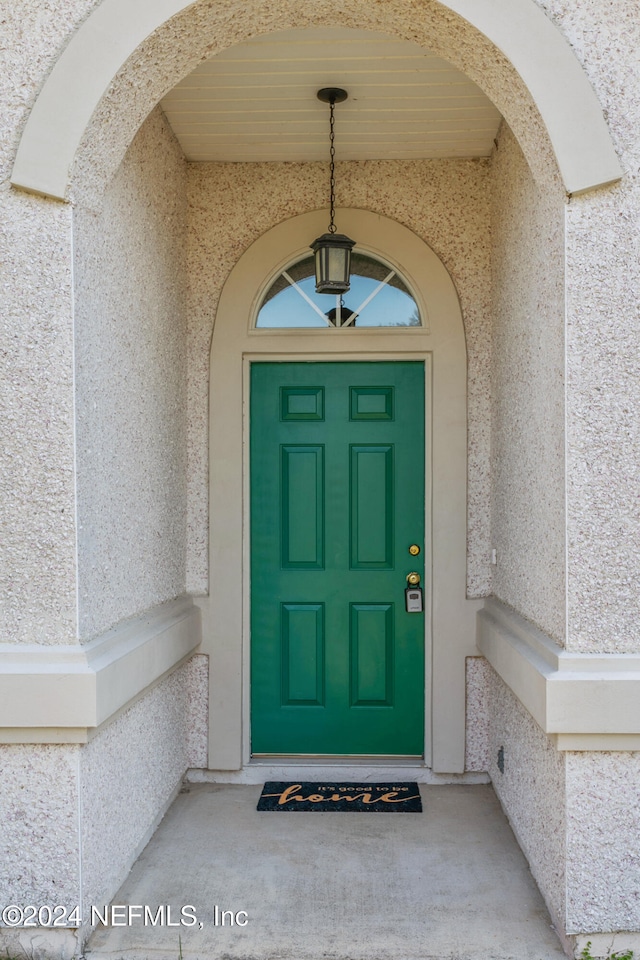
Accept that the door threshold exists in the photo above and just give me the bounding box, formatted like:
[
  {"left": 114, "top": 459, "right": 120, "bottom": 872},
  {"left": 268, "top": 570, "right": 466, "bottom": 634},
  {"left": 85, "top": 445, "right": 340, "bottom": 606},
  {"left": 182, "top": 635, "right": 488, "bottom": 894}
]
[
  {"left": 187, "top": 764, "right": 490, "bottom": 786},
  {"left": 251, "top": 755, "right": 423, "bottom": 763}
]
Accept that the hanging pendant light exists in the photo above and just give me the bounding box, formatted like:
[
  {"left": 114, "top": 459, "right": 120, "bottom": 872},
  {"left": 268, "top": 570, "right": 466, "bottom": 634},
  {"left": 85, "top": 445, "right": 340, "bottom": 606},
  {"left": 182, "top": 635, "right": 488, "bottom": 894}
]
[{"left": 311, "top": 88, "right": 355, "bottom": 294}]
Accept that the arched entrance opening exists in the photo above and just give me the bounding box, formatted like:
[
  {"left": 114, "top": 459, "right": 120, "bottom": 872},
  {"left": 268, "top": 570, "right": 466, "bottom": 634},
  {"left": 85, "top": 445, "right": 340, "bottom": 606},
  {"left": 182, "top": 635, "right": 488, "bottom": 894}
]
[{"left": 28, "top": 2, "right": 619, "bottom": 775}]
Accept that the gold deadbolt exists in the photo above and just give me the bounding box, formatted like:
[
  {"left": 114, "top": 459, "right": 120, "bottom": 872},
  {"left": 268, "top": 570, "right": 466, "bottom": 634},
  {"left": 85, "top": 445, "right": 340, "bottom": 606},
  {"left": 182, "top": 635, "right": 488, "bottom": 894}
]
[
  {"left": 409, "top": 544, "right": 421, "bottom": 556},
  {"left": 406, "top": 572, "right": 421, "bottom": 586}
]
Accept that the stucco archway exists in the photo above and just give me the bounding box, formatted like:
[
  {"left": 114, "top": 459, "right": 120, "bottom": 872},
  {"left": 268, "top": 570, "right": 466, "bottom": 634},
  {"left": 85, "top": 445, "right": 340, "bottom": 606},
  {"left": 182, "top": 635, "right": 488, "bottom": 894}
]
[{"left": 11, "top": 0, "right": 621, "bottom": 206}]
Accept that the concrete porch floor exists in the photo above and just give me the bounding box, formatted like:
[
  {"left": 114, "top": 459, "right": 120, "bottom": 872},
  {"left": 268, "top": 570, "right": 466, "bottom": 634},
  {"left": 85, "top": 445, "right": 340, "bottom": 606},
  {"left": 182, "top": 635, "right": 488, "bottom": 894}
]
[{"left": 85, "top": 782, "right": 566, "bottom": 960}]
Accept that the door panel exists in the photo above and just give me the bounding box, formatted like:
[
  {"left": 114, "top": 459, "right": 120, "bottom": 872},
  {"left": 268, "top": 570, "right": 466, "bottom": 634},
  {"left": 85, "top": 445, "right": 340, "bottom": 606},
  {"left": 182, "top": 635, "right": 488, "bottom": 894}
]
[
  {"left": 251, "top": 361, "right": 425, "bottom": 756},
  {"left": 281, "top": 446, "right": 324, "bottom": 568},
  {"left": 350, "top": 603, "right": 394, "bottom": 706},
  {"left": 350, "top": 444, "right": 394, "bottom": 568},
  {"left": 281, "top": 603, "right": 325, "bottom": 705}
]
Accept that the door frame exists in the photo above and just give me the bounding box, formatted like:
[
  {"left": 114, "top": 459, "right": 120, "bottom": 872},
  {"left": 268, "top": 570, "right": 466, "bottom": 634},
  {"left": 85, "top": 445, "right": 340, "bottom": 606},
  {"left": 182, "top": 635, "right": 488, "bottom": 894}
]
[{"left": 202, "top": 208, "right": 480, "bottom": 774}]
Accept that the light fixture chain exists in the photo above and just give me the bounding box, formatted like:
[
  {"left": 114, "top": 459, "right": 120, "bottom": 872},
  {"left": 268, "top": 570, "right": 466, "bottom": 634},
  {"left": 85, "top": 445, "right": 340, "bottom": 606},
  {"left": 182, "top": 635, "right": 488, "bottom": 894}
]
[
  {"left": 328, "top": 97, "right": 336, "bottom": 234},
  {"left": 311, "top": 87, "right": 354, "bottom": 297}
]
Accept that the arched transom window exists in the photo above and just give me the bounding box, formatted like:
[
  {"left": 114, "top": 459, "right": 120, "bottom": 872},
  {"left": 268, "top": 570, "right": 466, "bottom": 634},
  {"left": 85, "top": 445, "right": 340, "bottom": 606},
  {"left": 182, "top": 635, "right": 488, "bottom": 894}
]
[{"left": 255, "top": 251, "right": 422, "bottom": 328}]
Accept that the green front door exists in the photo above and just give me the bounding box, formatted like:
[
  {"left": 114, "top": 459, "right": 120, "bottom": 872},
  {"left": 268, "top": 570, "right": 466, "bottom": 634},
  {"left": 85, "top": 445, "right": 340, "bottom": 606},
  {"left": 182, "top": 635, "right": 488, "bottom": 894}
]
[{"left": 250, "top": 362, "right": 425, "bottom": 756}]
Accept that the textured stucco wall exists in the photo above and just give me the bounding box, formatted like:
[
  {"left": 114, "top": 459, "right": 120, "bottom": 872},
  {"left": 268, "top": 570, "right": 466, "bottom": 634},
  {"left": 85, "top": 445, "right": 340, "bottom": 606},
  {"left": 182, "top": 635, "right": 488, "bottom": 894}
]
[
  {"left": 481, "top": 662, "right": 640, "bottom": 939},
  {"left": 490, "top": 122, "right": 566, "bottom": 644},
  {"left": 0, "top": 1, "right": 100, "bottom": 645},
  {"left": 485, "top": 664, "right": 567, "bottom": 935},
  {"left": 80, "top": 654, "right": 208, "bottom": 914},
  {"left": 73, "top": 107, "right": 189, "bottom": 640},
  {"left": 535, "top": 1, "right": 640, "bottom": 654},
  {"left": 565, "top": 751, "right": 640, "bottom": 934},
  {"left": 0, "top": 744, "right": 81, "bottom": 910},
  {"left": 0, "top": 656, "right": 207, "bottom": 954},
  {"left": 465, "top": 656, "right": 491, "bottom": 773},
  {"left": 187, "top": 158, "right": 492, "bottom": 598}
]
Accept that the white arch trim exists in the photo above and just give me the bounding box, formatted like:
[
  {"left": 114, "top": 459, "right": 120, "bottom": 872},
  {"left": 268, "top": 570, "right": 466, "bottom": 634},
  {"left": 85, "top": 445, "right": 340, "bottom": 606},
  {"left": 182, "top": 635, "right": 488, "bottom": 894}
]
[{"left": 11, "top": 0, "right": 622, "bottom": 200}]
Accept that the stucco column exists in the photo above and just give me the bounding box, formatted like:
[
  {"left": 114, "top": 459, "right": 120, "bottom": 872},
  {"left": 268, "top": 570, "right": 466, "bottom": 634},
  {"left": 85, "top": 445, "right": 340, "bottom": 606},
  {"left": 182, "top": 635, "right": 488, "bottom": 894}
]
[
  {"left": 0, "top": 4, "right": 89, "bottom": 648},
  {"left": 1, "top": 192, "right": 78, "bottom": 646}
]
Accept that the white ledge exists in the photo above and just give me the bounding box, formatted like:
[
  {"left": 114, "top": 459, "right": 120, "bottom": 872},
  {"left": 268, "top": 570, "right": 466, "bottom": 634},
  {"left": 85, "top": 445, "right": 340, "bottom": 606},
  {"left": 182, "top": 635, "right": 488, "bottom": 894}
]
[
  {"left": 0, "top": 597, "right": 201, "bottom": 739},
  {"left": 477, "top": 598, "right": 640, "bottom": 749}
]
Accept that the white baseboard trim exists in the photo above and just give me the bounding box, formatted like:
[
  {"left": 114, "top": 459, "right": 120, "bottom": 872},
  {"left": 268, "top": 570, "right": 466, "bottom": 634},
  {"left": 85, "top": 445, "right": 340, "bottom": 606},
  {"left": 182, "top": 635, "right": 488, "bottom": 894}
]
[
  {"left": 478, "top": 598, "right": 640, "bottom": 748},
  {"left": 0, "top": 597, "right": 201, "bottom": 740},
  {"left": 572, "top": 933, "right": 640, "bottom": 959}
]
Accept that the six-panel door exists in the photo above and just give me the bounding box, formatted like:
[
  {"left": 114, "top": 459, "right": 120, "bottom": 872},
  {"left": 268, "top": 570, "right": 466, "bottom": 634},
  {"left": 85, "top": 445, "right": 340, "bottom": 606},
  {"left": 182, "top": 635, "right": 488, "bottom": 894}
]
[{"left": 250, "top": 362, "right": 425, "bottom": 756}]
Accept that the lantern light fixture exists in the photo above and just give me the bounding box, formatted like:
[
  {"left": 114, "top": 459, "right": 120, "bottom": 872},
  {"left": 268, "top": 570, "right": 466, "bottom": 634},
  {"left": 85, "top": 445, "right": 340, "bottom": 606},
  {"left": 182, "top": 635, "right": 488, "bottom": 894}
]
[{"left": 311, "top": 87, "right": 355, "bottom": 295}]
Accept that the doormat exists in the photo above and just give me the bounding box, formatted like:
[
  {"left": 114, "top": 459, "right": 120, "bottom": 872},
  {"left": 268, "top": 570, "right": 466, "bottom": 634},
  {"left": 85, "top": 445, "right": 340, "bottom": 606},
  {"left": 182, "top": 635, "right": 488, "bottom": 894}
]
[{"left": 257, "top": 781, "right": 422, "bottom": 812}]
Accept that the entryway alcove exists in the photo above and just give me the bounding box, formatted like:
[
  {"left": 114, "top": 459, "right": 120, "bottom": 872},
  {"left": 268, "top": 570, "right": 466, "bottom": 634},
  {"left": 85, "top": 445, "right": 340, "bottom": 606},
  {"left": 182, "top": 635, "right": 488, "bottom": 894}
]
[{"left": 5, "top": 2, "right": 624, "bottom": 955}]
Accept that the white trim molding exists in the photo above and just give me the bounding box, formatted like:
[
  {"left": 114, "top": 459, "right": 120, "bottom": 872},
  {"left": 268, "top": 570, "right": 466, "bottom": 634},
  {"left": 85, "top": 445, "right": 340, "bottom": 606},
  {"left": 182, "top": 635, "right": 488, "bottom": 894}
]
[
  {"left": 0, "top": 597, "right": 201, "bottom": 742},
  {"left": 477, "top": 598, "right": 640, "bottom": 750},
  {"left": 10, "top": 0, "right": 621, "bottom": 200}
]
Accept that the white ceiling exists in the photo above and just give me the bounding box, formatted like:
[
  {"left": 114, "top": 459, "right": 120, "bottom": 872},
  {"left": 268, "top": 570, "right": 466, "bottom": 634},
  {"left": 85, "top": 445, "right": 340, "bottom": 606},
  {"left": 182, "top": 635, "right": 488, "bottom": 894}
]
[{"left": 160, "top": 27, "right": 502, "bottom": 163}]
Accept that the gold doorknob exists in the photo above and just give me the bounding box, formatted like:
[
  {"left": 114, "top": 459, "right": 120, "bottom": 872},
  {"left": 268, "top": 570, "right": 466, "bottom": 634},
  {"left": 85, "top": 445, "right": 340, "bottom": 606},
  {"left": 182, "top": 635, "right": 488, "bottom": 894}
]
[
  {"left": 406, "top": 572, "right": 421, "bottom": 586},
  {"left": 409, "top": 544, "right": 421, "bottom": 556}
]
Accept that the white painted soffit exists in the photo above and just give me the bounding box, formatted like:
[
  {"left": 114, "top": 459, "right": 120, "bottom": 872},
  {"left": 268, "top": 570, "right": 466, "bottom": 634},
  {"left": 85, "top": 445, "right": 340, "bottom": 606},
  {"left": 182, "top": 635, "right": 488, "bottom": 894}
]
[
  {"left": 159, "top": 30, "right": 501, "bottom": 163},
  {"left": 10, "top": 0, "right": 623, "bottom": 200}
]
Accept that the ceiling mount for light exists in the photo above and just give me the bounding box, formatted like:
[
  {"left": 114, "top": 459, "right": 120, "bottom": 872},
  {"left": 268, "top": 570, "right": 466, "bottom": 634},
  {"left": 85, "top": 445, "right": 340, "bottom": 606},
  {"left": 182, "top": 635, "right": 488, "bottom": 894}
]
[
  {"left": 310, "top": 87, "right": 355, "bottom": 295},
  {"left": 316, "top": 87, "right": 349, "bottom": 106}
]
